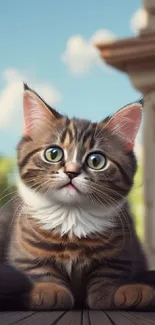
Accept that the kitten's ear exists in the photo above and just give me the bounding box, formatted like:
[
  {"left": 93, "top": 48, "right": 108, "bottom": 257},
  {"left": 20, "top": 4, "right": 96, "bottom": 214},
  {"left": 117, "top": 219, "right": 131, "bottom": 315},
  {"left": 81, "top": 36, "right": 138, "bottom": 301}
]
[
  {"left": 23, "top": 83, "right": 62, "bottom": 137},
  {"left": 103, "top": 102, "right": 142, "bottom": 151}
]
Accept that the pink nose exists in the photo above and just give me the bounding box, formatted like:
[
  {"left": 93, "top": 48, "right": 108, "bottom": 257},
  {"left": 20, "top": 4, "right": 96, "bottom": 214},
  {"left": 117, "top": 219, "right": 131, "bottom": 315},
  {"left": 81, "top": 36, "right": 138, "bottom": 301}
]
[{"left": 65, "top": 163, "right": 81, "bottom": 179}]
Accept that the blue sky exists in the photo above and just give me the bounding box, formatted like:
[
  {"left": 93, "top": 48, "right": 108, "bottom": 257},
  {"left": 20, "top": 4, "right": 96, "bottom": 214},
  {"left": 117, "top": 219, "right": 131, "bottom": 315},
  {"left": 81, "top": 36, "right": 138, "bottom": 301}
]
[{"left": 0, "top": 0, "right": 142, "bottom": 156}]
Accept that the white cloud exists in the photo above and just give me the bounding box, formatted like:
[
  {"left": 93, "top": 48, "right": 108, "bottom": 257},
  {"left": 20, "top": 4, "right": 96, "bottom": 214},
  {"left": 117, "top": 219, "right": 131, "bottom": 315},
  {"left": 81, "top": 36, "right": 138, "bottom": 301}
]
[
  {"left": 130, "top": 8, "right": 148, "bottom": 34},
  {"left": 0, "top": 68, "right": 62, "bottom": 132},
  {"left": 61, "top": 29, "right": 116, "bottom": 75},
  {"left": 90, "top": 29, "right": 116, "bottom": 44}
]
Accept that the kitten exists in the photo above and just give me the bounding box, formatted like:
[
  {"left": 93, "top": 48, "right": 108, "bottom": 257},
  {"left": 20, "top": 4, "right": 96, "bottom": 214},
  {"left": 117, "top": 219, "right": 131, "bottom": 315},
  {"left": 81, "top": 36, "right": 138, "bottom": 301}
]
[{"left": 4, "top": 84, "right": 155, "bottom": 310}]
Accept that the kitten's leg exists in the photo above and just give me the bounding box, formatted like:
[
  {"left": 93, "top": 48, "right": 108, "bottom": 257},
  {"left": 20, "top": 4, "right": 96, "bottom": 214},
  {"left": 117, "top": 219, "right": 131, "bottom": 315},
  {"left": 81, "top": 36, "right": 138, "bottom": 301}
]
[
  {"left": 114, "top": 283, "right": 155, "bottom": 309},
  {"left": 22, "top": 266, "right": 74, "bottom": 310},
  {"left": 86, "top": 276, "right": 119, "bottom": 310},
  {"left": 87, "top": 280, "right": 155, "bottom": 310},
  {"left": 26, "top": 281, "right": 74, "bottom": 310},
  {"left": 86, "top": 264, "right": 126, "bottom": 309}
]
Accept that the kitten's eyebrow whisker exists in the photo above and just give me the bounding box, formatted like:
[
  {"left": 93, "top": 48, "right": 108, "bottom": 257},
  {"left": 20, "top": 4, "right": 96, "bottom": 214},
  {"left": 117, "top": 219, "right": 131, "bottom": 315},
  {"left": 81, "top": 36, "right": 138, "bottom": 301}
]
[{"left": 94, "top": 126, "right": 104, "bottom": 141}]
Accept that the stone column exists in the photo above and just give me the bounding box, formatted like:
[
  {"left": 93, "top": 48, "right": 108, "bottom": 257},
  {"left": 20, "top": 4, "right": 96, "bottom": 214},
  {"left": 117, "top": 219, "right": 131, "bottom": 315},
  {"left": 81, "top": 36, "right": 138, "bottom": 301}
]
[
  {"left": 128, "top": 69, "right": 155, "bottom": 269},
  {"left": 96, "top": 0, "right": 155, "bottom": 268}
]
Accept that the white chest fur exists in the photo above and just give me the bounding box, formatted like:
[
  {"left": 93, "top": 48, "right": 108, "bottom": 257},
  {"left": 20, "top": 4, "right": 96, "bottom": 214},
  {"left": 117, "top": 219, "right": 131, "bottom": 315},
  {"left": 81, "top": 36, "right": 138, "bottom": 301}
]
[{"left": 18, "top": 180, "right": 123, "bottom": 239}]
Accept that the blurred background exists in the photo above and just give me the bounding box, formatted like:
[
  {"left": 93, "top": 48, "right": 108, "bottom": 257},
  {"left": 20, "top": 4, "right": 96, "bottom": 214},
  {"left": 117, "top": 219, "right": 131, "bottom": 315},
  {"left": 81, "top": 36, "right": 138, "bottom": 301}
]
[{"left": 0, "top": 0, "right": 144, "bottom": 241}]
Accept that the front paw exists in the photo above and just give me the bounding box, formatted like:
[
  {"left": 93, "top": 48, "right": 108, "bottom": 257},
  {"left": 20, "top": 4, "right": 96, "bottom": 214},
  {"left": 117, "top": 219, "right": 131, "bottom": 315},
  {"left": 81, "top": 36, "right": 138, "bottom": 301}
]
[
  {"left": 114, "top": 284, "right": 155, "bottom": 310},
  {"left": 87, "top": 286, "right": 117, "bottom": 310},
  {"left": 24, "top": 282, "right": 74, "bottom": 310}
]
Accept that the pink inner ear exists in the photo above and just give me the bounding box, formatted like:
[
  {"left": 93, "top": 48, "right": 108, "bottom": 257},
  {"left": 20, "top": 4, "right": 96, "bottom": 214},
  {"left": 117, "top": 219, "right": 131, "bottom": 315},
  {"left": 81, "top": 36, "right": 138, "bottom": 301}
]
[
  {"left": 23, "top": 90, "right": 53, "bottom": 137},
  {"left": 106, "top": 104, "right": 142, "bottom": 151}
]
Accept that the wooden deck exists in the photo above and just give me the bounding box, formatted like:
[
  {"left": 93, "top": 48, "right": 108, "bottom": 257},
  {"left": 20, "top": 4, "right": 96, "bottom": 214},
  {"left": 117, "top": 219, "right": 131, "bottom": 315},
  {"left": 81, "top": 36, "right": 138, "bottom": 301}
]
[
  {"left": 0, "top": 310, "right": 155, "bottom": 325},
  {"left": 1, "top": 269, "right": 155, "bottom": 324}
]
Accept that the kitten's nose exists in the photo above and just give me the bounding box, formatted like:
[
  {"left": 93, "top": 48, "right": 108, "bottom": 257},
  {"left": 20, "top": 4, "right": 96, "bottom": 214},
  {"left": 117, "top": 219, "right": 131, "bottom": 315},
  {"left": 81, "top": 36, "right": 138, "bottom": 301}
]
[
  {"left": 65, "top": 163, "right": 81, "bottom": 179},
  {"left": 66, "top": 171, "right": 80, "bottom": 179}
]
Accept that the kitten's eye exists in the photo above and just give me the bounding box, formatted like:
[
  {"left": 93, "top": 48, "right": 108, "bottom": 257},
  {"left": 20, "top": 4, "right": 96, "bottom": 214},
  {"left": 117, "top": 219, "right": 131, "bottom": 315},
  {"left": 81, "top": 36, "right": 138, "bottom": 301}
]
[
  {"left": 86, "top": 152, "right": 107, "bottom": 170},
  {"left": 43, "top": 146, "right": 64, "bottom": 163}
]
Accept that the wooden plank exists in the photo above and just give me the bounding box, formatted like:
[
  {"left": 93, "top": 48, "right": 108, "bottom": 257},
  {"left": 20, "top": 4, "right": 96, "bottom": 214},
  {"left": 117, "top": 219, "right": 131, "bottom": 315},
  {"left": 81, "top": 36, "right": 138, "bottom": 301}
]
[
  {"left": 56, "top": 311, "right": 82, "bottom": 325},
  {"left": 88, "top": 311, "right": 112, "bottom": 325},
  {"left": 109, "top": 311, "right": 155, "bottom": 325},
  {"left": 106, "top": 311, "right": 137, "bottom": 325},
  {"left": 0, "top": 312, "right": 35, "bottom": 325},
  {"left": 0, "top": 312, "right": 18, "bottom": 319},
  {"left": 129, "top": 312, "right": 155, "bottom": 324},
  {"left": 8, "top": 311, "right": 66, "bottom": 325},
  {"left": 1, "top": 310, "right": 155, "bottom": 325},
  {"left": 118, "top": 312, "right": 141, "bottom": 325},
  {"left": 82, "top": 311, "right": 89, "bottom": 325}
]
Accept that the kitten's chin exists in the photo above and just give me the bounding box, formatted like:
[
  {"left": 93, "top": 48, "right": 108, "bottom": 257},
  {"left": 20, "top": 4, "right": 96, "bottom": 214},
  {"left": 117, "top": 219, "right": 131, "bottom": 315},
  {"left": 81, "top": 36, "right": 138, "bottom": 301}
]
[{"left": 51, "top": 186, "right": 83, "bottom": 205}]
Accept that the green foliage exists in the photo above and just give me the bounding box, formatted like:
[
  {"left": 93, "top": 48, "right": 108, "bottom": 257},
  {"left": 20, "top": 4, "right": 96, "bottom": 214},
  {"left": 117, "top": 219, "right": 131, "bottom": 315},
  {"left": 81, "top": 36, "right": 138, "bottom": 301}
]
[
  {"left": 0, "top": 155, "right": 16, "bottom": 208},
  {"left": 128, "top": 160, "right": 144, "bottom": 242}
]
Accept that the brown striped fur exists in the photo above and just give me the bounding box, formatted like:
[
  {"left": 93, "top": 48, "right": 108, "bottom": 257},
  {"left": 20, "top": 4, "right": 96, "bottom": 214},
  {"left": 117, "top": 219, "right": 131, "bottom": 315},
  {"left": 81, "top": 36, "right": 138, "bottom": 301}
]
[{"left": 2, "top": 85, "right": 155, "bottom": 310}]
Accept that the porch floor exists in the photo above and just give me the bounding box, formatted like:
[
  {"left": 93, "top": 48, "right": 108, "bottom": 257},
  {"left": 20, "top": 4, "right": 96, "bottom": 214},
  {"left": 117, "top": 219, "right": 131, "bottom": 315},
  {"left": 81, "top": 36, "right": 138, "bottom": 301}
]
[{"left": 0, "top": 310, "right": 155, "bottom": 325}]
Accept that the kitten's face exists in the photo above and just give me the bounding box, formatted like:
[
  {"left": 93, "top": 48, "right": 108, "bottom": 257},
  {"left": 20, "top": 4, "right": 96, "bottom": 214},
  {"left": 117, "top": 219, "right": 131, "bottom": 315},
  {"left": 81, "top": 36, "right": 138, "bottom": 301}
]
[{"left": 17, "top": 85, "right": 142, "bottom": 210}]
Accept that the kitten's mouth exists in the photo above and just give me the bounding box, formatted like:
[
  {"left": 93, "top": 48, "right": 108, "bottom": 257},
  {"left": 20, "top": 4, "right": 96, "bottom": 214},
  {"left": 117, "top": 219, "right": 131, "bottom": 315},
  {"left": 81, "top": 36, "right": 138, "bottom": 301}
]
[
  {"left": 59, "top": 181, "right": 79, "bottom": 192},
  {"left": 63, "top": 182, "right": 76, "bottom": 189}
]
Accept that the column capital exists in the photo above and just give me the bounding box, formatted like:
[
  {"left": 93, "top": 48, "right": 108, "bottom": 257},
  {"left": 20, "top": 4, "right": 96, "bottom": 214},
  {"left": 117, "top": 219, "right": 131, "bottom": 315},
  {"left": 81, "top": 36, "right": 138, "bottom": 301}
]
[
  {"left": 96, "top": 33, "right": 155, "bottom": 93},
  {"left": 144, "top": 0, "right": 155, "bottom": 11},
  {"left": 140, "top": 0, "right": 155, "bottom": 34}
]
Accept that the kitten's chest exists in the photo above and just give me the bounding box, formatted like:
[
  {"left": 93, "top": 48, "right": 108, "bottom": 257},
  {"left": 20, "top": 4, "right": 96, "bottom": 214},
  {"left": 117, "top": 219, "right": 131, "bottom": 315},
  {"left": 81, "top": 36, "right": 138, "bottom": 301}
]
[
  {"left": 11, "top": 216, "right": 122, "bottom": 275},
  {"left": 61, "top": 255, "right": 89, "bottom": 276},
  {"left": 64, "top": 259, "right": 75, "bottom": 275},
  {"left": 30, "top": 203, "right": 113, "bottom": 239},
  {"left": 63, "top": 259, "right": 88, "bottom": 307}
]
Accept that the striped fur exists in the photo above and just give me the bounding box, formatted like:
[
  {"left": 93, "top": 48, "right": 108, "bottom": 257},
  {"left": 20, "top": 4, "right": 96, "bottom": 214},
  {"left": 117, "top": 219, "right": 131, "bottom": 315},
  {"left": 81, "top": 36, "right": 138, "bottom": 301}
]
[{"left": 4, "top": 85, "right": 154, "bottom": 310}]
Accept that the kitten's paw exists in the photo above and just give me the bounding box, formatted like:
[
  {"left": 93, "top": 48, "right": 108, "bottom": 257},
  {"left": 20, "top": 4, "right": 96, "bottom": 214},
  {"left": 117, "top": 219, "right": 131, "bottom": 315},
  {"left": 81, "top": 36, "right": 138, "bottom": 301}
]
[
  {"left": 24, "top": 282, "right": 74, "bottom": 310},
  {"left": 114, "top": 284, "right": 155, "bottom": 309},
  {"left": 87, "top": 286, "right": 117, "bottom": 310}
]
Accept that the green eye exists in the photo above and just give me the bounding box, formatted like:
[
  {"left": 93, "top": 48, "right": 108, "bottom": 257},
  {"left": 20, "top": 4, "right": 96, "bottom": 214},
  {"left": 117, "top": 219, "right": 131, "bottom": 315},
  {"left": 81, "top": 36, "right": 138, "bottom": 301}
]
[
  {"left": 43, "top": 146, "right": 64, "bottom": 163},
  {"left": 86, "top": 152, "right": 107, "bottom": 170}
]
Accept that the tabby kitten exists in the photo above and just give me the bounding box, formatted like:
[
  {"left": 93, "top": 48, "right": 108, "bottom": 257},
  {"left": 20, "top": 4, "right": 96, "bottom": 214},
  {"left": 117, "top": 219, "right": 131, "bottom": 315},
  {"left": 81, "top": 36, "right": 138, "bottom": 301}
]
[{"left": 6, "top": 84, "right": 155, "bottom": 310}]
